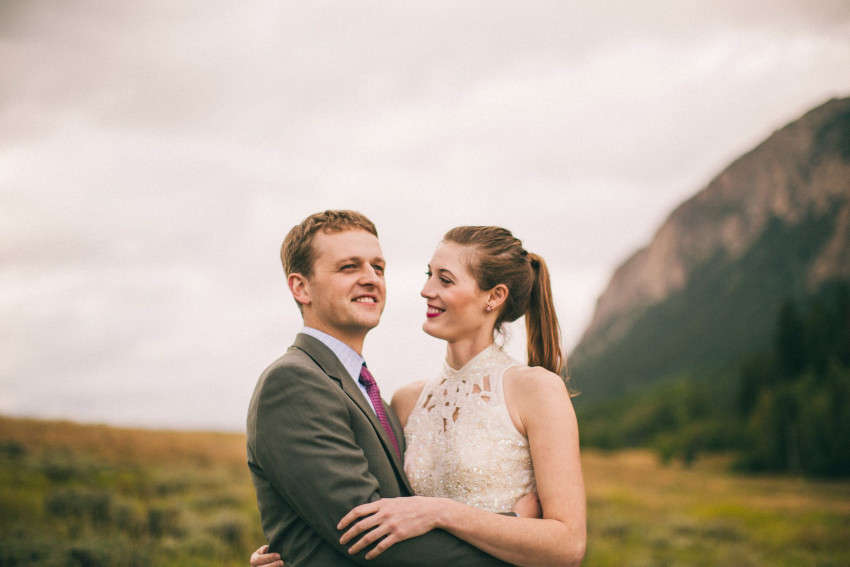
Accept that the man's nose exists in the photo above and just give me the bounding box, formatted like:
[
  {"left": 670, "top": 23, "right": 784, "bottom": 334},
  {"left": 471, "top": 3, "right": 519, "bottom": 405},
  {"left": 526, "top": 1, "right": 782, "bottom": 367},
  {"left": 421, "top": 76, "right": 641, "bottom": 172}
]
[{"left": 361, "top": 265, "right": 381, "bottom": 285}]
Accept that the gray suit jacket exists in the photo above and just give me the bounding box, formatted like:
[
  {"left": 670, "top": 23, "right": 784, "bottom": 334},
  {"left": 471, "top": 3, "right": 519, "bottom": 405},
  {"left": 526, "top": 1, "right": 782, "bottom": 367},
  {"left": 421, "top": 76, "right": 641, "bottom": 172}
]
[{"left": 247, "top": 333, "right": 509, "bottom": 566}]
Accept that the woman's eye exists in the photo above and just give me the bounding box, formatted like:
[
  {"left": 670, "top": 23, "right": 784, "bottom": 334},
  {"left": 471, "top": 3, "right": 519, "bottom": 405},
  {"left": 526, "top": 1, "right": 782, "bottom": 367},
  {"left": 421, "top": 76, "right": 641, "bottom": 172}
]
[
  {"left": 440, "top": 277, "right": 452, "bottom": 285},
  {"left": 425, "top": 271, "right": 432, "bottom": 278}
]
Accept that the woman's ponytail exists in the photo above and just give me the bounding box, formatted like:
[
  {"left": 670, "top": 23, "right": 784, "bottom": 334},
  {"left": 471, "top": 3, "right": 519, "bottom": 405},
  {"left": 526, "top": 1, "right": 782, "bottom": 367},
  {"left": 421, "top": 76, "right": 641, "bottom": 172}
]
[{"left": 525, "top": 253, "right": 564, "bottom": 375}]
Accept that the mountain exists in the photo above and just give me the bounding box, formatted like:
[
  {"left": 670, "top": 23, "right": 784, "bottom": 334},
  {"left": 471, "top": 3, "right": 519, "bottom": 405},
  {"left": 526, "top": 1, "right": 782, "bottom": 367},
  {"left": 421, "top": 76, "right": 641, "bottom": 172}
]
[{"left": 569, "top": 97, "right": 850, "bottom": 401}]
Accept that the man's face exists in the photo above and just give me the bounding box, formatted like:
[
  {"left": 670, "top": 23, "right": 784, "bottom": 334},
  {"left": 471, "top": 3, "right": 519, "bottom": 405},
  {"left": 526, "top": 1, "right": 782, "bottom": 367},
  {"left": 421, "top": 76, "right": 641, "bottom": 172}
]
[{"left": 300, "top": 229, "right": 386, "bottom": 344}]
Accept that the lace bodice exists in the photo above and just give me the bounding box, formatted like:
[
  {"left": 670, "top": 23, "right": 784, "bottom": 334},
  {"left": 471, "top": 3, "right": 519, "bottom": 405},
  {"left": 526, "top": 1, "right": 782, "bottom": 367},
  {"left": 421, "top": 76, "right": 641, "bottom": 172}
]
[{"left": 403, "top": 345, "right": 536, "bottom": 513}]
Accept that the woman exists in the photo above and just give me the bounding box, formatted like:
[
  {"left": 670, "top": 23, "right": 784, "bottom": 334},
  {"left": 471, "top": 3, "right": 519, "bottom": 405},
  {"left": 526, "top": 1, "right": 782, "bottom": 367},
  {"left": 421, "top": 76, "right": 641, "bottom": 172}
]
[{"left": 253, "top": 226, "right": 585, "bottom": 567}]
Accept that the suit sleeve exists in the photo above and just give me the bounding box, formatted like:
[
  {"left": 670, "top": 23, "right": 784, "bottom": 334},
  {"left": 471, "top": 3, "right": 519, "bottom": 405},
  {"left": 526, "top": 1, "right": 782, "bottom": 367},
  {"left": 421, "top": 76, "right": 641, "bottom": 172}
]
[{"left": 253, "top": 364, "right": 511, "bottom": 566}]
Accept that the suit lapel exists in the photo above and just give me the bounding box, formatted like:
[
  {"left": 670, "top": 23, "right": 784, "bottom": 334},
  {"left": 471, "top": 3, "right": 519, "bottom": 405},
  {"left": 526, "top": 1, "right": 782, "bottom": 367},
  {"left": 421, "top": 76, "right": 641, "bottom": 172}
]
[{"left": 292, "top": 334, "right": 412, "bottom": 493}]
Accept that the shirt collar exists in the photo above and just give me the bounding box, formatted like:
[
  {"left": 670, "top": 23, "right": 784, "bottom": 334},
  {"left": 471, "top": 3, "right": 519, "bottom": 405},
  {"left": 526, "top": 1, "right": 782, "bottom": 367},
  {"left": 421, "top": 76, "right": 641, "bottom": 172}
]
[{"left": 301, "top": 327, "right": 365, "bottom": 383}]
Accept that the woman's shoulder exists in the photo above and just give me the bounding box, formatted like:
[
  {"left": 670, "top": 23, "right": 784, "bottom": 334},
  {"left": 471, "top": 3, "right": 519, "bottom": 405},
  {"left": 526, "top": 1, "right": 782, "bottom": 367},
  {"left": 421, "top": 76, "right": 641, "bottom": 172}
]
[
  {"left": 393, "top": 380, "right": 427, "bottom": 401},
  {"left": 500, "top": 365, "right": 570, "bottom": 437},
  {"left": 390, "top": 380, "right": 427, "bottom": 427},
  {"left": 503, "top": 365, "right": 570, "bottom": 409},
  {"left": 504, "top": 364, "right": 567, "bottom": 390}
]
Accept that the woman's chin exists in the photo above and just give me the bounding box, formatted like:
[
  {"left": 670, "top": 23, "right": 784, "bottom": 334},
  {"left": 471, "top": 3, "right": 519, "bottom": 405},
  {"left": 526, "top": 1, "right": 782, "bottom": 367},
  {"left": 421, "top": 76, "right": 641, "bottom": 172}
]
[{"left": 422, "top": 320, "right": 445, "bottom": 339}]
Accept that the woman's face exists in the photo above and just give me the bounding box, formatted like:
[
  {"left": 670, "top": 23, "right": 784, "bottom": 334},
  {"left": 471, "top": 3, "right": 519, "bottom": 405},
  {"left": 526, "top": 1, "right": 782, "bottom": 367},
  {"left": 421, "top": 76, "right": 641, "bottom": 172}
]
[{"left": 420, "top": 241, "right": 492, "bottom": 343}]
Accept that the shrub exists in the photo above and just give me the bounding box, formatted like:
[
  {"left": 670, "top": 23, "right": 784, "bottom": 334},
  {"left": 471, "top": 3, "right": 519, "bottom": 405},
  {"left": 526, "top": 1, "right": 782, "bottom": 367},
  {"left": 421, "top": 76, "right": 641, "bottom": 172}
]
[
  {"left": 44, "top": 488, "right": 113, "bottom": 526},
  {"left": 0, "top": 441, "right": 26, "bottom": 461},
  {"left": 147, "top": 504, "right": 184, "bottom": 538},
  {"left": 208, "top": 511, "right": 250, "bottom": 551}
]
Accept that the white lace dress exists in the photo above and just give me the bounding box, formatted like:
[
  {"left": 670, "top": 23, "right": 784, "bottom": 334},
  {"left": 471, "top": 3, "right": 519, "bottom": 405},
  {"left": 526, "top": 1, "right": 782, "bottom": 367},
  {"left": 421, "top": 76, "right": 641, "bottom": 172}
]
[{"left": 403, "top": 345, "right": 536, "bottom": 513}]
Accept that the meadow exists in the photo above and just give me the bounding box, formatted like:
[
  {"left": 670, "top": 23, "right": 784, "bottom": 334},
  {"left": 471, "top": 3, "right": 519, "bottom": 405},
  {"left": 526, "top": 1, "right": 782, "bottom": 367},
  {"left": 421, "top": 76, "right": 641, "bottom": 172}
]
[{"left": 1, "top": 415, "right": 848, "bottom": 566}]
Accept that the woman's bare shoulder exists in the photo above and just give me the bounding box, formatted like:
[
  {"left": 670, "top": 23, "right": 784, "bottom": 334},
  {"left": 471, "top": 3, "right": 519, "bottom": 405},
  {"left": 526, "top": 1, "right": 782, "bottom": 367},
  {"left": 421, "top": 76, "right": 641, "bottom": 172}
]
[
  {"left": 502, "top": 365, "right": 572, "bottom": 437},
  {"left": 390, "top": 380, "right": 427, "bottom": 427},
  {"left": 503, "top": 366, "right": 571, "bottom": 409},
  {"left": 504, "top": 365, "right": 566, "bottom": 391}
]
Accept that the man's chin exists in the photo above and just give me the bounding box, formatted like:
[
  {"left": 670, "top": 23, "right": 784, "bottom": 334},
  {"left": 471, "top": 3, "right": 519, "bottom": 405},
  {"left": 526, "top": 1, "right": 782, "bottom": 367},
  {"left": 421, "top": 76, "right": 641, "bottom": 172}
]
[
  {"left": 350, "top": 314, "right": 382, "bottom": 332},
  {"left": 356, "top": 306, "right": 384, "bottom": 327}
]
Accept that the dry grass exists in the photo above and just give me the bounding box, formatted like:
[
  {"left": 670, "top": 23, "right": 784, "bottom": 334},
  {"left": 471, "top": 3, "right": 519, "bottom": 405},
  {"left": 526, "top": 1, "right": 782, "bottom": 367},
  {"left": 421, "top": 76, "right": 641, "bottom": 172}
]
[
  {"left": 0, "top": 415, "right": 245, "bottom": 467},
  {"left": 2, "top": 416, "right": 849, "bottom": 566},
  {"left": 0, "top": 415, "right": 260, "bottom": 566},
  {"left": 582, "top": 449, "right": 850, "bottom": 566}
]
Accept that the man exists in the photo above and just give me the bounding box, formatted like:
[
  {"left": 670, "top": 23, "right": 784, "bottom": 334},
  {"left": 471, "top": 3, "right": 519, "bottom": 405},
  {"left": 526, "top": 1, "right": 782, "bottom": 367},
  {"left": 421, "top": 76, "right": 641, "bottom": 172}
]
[{"left": 247, "top": 210, "right": 509, "bottom": 566}]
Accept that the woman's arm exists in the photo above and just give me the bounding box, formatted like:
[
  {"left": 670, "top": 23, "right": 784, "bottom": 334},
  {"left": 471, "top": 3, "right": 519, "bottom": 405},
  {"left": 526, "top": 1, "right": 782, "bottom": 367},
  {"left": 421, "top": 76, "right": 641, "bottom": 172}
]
[
  {"left": 446, "top": 367, "right": 585, "bottom": 565},
  {"left": 340, "top": 368, "right": 586, "bottom": 567}
]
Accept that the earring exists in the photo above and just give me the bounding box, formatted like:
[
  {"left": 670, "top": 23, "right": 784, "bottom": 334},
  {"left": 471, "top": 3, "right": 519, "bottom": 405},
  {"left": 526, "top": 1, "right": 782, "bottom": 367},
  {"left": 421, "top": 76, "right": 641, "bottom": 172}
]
[{"left": 485, "top": 304, "right": 493, "bottom": 312}]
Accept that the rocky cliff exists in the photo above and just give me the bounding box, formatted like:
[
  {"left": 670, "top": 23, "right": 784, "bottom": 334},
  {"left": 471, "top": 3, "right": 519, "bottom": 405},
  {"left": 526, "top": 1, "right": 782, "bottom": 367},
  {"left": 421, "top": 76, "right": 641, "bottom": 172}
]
[{"left": 571, "top": 97, "right": 850, "bottom": 398}]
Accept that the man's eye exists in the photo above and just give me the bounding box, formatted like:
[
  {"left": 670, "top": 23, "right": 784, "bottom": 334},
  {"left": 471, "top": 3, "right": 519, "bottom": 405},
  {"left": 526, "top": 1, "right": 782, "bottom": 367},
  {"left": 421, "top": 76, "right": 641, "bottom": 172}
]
[
  {"left": 342, "top": 264, "right": 356, "bottom": 270},
  {"left": 373, "top": 265, "right": 384, "bottom": 274}
]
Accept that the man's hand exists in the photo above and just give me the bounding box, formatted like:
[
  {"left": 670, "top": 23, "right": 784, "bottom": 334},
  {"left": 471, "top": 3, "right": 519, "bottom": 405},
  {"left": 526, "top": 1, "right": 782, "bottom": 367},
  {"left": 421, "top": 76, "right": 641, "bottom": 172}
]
[
  {"left": 250, "top": 544, "right": 283, "bottom": 567},
  {"left": 337, "top": 496, "right": 442, "bottom": 559}
]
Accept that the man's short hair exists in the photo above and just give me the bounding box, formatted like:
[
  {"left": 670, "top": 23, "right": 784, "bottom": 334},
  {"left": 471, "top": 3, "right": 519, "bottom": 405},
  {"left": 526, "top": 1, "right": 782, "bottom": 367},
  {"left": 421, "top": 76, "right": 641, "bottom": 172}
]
[{"left": 281, "top": 210, "right": 378, "bottom": 278}]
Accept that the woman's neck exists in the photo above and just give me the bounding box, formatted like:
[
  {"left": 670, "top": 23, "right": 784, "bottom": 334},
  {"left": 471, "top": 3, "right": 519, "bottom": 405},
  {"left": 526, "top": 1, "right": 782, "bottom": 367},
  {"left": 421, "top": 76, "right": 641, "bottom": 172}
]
[{"left": 445, "top": 335, "right": 496, "bottom": 370}]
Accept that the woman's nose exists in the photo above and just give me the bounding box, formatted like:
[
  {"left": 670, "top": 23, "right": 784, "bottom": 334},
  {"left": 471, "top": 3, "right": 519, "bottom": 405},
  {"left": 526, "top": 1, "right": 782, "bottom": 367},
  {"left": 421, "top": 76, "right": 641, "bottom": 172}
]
[{"left": 421, "top": 280, "right": 435, "bottom": 298}]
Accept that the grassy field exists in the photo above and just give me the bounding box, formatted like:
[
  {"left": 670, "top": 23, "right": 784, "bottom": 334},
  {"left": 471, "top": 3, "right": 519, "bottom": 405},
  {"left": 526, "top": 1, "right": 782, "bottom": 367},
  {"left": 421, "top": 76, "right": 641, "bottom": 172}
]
[
  {"left": 1, "top": 415, "right": 848, "bottom": 566},
  {"left": 581, "top": 450, "right": 850, "bottom": 566}
]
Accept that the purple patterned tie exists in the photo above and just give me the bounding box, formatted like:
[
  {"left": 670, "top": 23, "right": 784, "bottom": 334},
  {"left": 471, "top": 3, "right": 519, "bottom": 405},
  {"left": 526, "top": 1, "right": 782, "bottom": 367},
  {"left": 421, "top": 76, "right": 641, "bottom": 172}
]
[{"left": 359, "top": 364, "right": 401, "bottom": 459}]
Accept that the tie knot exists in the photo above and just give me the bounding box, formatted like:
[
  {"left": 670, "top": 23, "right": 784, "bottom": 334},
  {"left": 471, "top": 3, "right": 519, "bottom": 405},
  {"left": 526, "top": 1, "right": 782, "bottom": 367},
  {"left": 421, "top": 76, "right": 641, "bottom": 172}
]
[{"left": 359, "top": 364, "right": 376, "bottom": 387}]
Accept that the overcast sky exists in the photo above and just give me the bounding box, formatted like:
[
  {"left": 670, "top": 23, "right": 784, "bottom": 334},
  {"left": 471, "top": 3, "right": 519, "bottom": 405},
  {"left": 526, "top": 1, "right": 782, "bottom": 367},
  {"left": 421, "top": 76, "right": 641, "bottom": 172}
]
[{"left": 2, "top": 1, "right": 849, "bottom": 432}]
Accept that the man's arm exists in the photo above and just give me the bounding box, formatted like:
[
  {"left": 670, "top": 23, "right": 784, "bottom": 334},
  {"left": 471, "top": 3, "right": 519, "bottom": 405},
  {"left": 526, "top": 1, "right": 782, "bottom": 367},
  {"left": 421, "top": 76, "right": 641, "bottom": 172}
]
[{"left": 254, "top": 363, "right": 510, "bottom": 566}]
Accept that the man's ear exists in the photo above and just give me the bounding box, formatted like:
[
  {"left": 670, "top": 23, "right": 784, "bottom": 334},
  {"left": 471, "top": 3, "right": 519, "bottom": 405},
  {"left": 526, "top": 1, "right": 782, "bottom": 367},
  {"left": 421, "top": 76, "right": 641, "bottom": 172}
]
[
  {"left": 288, "top": 273, "right": 310, "bottom": 307},
  {"left": 488, "top": 284, "right": 509, "bottom": 310}
]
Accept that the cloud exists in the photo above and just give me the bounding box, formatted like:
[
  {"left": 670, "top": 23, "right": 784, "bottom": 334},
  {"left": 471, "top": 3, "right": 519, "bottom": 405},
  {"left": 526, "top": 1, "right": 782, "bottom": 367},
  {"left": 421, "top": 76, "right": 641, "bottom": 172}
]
[{"left": 1, "top": 0, "right": 849, "bottom": 430}]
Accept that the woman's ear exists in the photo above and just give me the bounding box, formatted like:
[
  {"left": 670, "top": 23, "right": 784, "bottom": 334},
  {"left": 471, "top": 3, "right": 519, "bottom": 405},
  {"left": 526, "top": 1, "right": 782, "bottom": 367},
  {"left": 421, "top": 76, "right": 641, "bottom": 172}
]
[
  {"left": 288, "top": 273, "right": 311, "bottom": 306},
  {"left": 488, "top": 284, "right": 509, "bottom": 309}
]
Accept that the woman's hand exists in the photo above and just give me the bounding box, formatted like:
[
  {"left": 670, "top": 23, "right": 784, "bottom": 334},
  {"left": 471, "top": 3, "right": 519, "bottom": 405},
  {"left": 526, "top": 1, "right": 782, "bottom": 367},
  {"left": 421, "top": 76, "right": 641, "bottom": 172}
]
[
  {"left": 512, "top": 491, "right": 542, "bottom": 519},
  {"left": 250, "top": 545, "right": 283, "bottom": 567},
  {"left": 337, "top": 496, "right": 444, "bottom": 559}
]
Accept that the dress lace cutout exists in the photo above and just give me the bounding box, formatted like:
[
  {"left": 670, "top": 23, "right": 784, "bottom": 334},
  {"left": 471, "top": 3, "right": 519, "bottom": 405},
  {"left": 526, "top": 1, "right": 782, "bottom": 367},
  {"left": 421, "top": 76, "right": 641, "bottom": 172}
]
[{"left": 403, "top": 344, "right": 536, "bottom": 513}]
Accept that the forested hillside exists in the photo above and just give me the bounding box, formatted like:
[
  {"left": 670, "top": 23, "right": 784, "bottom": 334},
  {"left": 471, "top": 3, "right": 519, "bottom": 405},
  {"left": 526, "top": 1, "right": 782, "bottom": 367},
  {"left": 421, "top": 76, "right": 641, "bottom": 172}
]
[{"left": 570, "top": 98, "right": 850, "bottom": 474}]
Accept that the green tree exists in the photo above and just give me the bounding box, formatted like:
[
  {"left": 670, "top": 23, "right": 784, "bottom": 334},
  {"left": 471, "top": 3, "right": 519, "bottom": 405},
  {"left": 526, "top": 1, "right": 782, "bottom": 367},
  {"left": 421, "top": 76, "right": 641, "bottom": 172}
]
[
  {"left": 775, "top": 300, "right": 806, "bottom": 379},
  {"left": 737, "top": 283, "right": 850, "bottom": 476}
]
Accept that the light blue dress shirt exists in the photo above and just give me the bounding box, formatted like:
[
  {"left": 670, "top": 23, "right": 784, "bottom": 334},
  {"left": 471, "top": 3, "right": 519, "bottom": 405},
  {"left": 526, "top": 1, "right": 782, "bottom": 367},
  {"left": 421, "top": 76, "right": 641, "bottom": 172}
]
[{"left": 301, "top": 327, "right": 378, "bottom": 415}]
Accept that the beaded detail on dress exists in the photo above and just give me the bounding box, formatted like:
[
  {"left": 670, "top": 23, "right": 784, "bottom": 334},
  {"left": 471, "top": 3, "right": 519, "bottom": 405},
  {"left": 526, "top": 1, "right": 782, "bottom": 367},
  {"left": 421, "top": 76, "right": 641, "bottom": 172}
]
[{"left": 403, "top": 344, "right": 536, "bottom": 513}]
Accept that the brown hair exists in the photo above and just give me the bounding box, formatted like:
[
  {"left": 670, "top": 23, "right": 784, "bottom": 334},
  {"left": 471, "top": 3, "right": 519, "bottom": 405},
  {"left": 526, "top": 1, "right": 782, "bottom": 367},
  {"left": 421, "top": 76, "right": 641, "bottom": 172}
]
[
  {"left": 281, "top": 210, "right": 378, "bottom": 278},
  {"left": 443, "top": 226, "right": 566, "bottom": 376}
]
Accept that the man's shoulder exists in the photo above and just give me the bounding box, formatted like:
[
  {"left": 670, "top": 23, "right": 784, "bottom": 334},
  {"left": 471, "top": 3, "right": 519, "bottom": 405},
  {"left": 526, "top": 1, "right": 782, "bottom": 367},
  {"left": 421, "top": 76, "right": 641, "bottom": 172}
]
[
  {"left": 254, "top": 344, "right": 334, "bottom": 395},
  {"left": 259, "top": 333, "right": 334, "bottom": 377},
  {"left": 247, "top": 344, "right": 344, "bottom": 440},
  {"left": 263, "top": 344, "right": 314, "bottom": 373}
]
